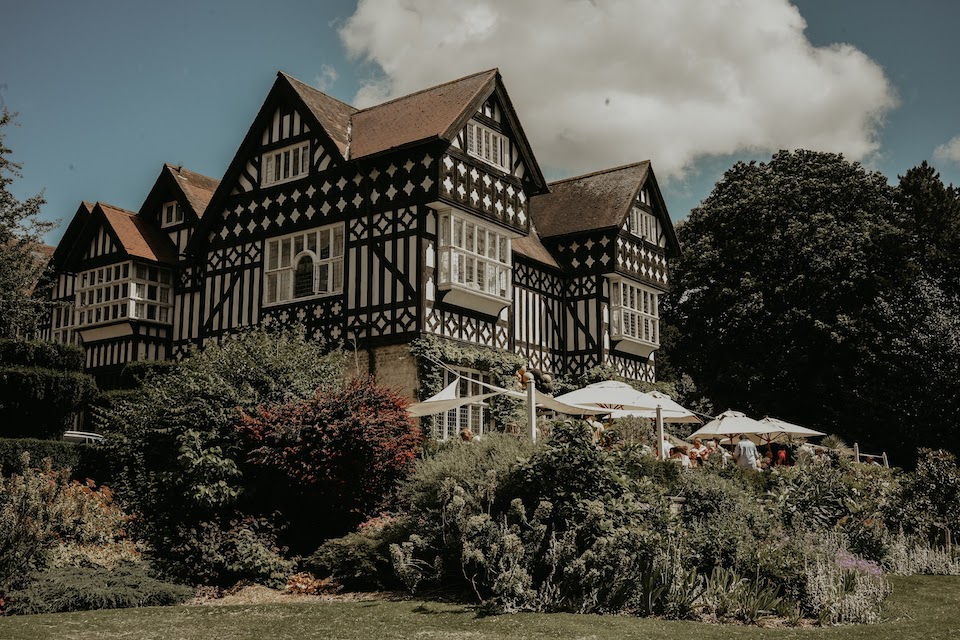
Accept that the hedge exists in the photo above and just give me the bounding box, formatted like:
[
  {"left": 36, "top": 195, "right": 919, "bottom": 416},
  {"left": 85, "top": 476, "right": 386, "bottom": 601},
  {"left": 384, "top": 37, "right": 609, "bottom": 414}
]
[
  {"left": 0, "top": 438, "right": 110, "bottom": 481},
  {"left": 0, "top": 367, "right": 99, "bottom": 438},
  {"left": 0, "top": 339, "right": 85, "bottom": 371}
]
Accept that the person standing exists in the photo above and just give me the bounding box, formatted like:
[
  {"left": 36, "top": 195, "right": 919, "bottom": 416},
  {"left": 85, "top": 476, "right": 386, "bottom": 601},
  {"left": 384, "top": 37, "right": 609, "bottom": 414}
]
[{"left": 732, "top": 435, "right": 759, "bottom": 470}]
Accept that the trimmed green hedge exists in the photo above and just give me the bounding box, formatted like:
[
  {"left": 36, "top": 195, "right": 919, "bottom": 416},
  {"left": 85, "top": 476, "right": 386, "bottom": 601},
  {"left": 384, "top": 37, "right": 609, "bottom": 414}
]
[
  {"left": 0, "top": 367, "right": 98, "bottom": 438},
  {"left": 0, "top": 438, "right": 109, "bottom": 481},
  {"left": 0, "top": 339, "right": 85, "bottom": 371}
]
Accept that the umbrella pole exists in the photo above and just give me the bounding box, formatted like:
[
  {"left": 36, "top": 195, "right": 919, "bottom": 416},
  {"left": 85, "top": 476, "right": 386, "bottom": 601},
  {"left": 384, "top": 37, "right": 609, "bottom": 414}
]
[
  {"left": 656, "top": 405, "right": 665, "bottom": 460},
  {"left": 527, "top": 375, "right": 537, "bottom": 443}
]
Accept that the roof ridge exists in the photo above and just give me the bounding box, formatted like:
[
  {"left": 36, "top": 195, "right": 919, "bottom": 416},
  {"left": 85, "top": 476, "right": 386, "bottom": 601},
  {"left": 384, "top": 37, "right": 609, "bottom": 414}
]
[
  {"left": 279, "top": 71, "right": 359, "bottom": 112},
  {"left": 353, "top": 68, "right": 498, "bottom": 115},
  {"left": 548, "top": 160, "right": 650, "bottom": 186},
  {"left": 97, "top": 202, "right": 139, "bottom": 216}
]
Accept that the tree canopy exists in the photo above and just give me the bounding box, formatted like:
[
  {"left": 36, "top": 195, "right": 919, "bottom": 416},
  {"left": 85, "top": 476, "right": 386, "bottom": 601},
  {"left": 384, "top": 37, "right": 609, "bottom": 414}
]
[
  {"left": 665, "top": 150, "right": 960, "bottom": 463},
  {"left": 0, "top": 109, "right": 53, "bottom": 338}
]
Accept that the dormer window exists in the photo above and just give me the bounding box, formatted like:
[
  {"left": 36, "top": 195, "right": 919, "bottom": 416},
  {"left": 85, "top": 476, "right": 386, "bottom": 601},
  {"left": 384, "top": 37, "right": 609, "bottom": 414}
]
[
  {"left": 628, "top": 206, "right": 664, "bottom": 247},
  {"left": 466, "top": 121, "right": 508, "bottom": 171},
  {"left": 262, "top": 141, "right": 310, "bottom": 188},
  {"left": 162, "top": 202, "right": 184, "bottom": 228}
]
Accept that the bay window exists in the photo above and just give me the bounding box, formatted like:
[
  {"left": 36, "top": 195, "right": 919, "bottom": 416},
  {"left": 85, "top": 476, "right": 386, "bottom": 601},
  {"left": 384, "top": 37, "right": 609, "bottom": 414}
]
[
  {"left": 608, "top": 276, "right": 660, "bottom": 356},
  {"left": 437, "top": 208, "right": 512, "bottom": 315}
]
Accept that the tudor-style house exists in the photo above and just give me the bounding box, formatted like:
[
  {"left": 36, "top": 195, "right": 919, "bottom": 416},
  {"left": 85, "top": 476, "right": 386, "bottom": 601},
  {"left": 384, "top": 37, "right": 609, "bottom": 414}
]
[{"left": 42, "top": 69, "right": 680, "bottom": 435}]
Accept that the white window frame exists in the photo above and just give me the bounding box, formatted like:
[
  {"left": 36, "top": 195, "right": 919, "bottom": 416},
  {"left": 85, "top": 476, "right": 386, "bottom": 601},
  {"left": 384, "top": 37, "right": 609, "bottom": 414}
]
[
  {"left": 263, "top": 223, "right": 345, "bottom": 307},
  {"left": 465, "top": 120, "right": 509, "bottom": 171},
  {"left": 628, "top": 205, "right": 664, "bottom": 247},
  {"left": 262, "top": 141, "right": 310, "bottom": 188},
  {"left": 161, "top": 201, "right": 184, "bottom": 228},
  {"left": 439, "top": 367, "right": 492, "bottom": 440},
  {"left": 436, "top": 207, "right": 512, "bottom": 315},
  {"left": 75, "top": 260, "right": 173, "bottom": 327},
  {"left": 608, "top": 277, "right": 660, "bottom": 350}
]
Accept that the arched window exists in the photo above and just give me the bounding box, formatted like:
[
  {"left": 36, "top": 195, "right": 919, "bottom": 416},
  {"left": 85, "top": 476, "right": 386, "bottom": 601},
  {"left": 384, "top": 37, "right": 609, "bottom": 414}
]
[{"left": 293, "top": 254, "right": 315, "bottom": 298}]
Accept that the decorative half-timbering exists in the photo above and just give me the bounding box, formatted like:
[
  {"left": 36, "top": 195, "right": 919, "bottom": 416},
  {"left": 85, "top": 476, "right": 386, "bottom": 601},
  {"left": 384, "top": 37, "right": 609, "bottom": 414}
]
[{"left": 44, "top": 69, "right": 679, "bottom": 433}]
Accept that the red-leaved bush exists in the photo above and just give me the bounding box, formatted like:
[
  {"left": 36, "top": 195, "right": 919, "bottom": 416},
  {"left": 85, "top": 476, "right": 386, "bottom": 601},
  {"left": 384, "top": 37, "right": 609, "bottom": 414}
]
[{"left": 238, "top": 377, "right": 422, "bottom": 528}]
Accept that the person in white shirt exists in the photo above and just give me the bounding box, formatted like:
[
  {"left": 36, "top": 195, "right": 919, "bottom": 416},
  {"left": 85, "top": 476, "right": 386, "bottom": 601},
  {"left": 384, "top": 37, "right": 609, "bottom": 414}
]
[{"left": 732, "top": 435, "right": 760, "bottom": 470}]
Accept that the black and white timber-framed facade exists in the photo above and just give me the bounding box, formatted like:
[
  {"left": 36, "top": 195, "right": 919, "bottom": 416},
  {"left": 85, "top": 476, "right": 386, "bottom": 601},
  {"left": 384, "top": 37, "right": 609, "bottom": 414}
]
[{"left": 42, "top": 69, "right": 681, "bottom": 433}]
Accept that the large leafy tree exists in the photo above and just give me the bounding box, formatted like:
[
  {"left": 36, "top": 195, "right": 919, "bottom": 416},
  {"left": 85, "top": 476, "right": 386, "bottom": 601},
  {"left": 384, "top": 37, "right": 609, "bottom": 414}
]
[
  {"left": 664, "top": 150, "right": 960, "bottom": 460},
  {"left": 0, "top": 109, "right": 53, "bottom": 338}
]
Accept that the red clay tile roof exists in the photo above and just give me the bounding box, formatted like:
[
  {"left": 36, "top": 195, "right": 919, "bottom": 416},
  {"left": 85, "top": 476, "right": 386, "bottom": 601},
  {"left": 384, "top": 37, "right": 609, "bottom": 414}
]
[
  {"left": 165, "top": 164, "right": 220, "bottom": 218},
  {"left": 98, "top": 203, "right": 178, "bottom": 264},
  {"left": 282, "top": 73, "right": 357, "bottom": 157},
  {"left": 532, "top": 162, "right": 651, "bottom": 238},
  {"left": 513, "top": 225, "right": 560, "bottom": 269}
]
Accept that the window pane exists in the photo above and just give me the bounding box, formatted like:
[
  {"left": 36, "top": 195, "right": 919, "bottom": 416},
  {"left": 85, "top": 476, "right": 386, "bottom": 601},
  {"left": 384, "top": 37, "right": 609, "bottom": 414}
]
[
  {"left": 268, "top": 241, "right": 279, "bottom": 270},
  {"left": 307, "top": 232, "right": 317, "bottom": 254},
  {"left": 266, "top": 273, "right": 277, "bottom": 303},
  {"left": 465, "top": 223, "right": 475, "bottom": 253},
  {"left": 294, "top": 258, "right": 314, "bottom": 298},
  {"left": 333, "top": 227, "right": 344, "bottom": 257},
  {"left": 498, "top": 237, "right": 508, "bottom": 263},
  {"left": 319, "top": 229, "right": 330, "bottom": 259},
  {"left": 279, "top": 271, "right": 291, "bottom": 301},
  {"left": 280, "top": 240, "right": 291, "bottom": 268},
  {"left": 477, "top": 229, "right": 486, "bottom": 257},
  {"left": 294, "top": 234, "right": 304, "bottom": 255},
  {"left": 454, "top": 218, "right": 463, "bottom": 249},
  {"left": 333, "top": 262, "right": 343, "bottom": 292},
  {"left": 317, "top": 263, "right": 329, "bottom": 293},
  {"left": 476, "top": 261, "right": 485, "bottom": 292}
]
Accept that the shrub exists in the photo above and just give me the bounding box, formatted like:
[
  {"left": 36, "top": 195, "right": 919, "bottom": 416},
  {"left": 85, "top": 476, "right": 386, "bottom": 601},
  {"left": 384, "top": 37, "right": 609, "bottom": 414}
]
[
  {"left": 803, "top": 545, "right": 890, "bottom": 625},
  {"left": 162, "top": 515, "right": 295, "bottom": 588},
  {"left": 882, "top": 531, "right": 960, "bottom": 575},
  {"left": 5, "top": 564, "right": 192, "bottom": 615},
  {"left": 286, "top": 572, "right": 340, "bottom": 595},
  {"left": 305, "top": 516, "right": 408, "bottom": 590},
  {"left": 239, "top": 377, "right": 422, "bottom": 543},
  {"left": 96, "top": 326, "right": 346, "bottom": 583},
  {"left": 0, "top": 455, "right": 134, "bottom": 588},
  {"left": 0, "top": 438, "right": 89, "bottom": 474},
  {"left": 0, "top": 367, "right": 98, "bottom": 438},
  {"left": 391, "top": 422, "right": 673, "bottom": 614},
  {"left": 0, "top": 339, "right": 84, "bottom": 370},
  {"left": 673, "top": 471, "right": 772, "bottom": 574}
]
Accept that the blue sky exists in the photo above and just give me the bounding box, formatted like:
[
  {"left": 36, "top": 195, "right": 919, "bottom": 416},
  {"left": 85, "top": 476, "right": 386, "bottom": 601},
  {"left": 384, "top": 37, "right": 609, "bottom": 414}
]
[{"left": 2, "top": 0, "right": 959, "bottom": 245}]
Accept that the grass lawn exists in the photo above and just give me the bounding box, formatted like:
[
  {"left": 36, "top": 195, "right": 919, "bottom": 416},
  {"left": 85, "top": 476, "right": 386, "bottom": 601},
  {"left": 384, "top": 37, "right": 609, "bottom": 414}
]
[{"left": 2, "top": 576, "right": 959, "bottom": 640}]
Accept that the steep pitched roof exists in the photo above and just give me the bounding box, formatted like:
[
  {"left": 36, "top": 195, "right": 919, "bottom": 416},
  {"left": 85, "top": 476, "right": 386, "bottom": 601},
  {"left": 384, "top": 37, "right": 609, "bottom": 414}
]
[
  {"left": 532, "top": 162, "right": 651, "bottom": 238},
  {"left": 349, "top": 70, "right": 497, "bottom": 159},
  {"left": 165, "top": 164, "right": 220, "bottom": 218},
  {"left": 51, "top": 202, "right": 94, "bottom": 270},
  {"left": 282, "top": 73, "right": 357, "bottom": 157},
  {"left": 98, "top": 203, "right": 178, "bottom": 264},
  {"left": 513, "top": 225, "right": 560, "bottom": 269}
]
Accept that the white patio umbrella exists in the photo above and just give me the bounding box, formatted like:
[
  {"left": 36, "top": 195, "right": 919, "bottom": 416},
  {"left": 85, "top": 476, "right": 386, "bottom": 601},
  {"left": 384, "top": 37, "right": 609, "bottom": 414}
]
[
  {"left": 555, "top": 381, "right": 698, "bottom": 458},
  {"left": 554, "top": 380, "right": 660, "bottom": 412},
  {"left": 760, "top": 417, "right": 826, "bottom": 440},
  {"left": 690, "top": 409, "right": 782, "bottom": 441}
]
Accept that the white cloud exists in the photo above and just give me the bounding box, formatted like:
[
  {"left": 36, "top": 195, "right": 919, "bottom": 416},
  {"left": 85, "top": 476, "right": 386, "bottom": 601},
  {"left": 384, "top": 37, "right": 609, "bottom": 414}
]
[
  {"left": 339, "top": 0, "right": 897, "bottom": 178},
  {"left": 934, "top": 136, "right": 960, "bottom": 165},
  {"left": 314, "top": 64, "right": 339, "bottom": 92}
]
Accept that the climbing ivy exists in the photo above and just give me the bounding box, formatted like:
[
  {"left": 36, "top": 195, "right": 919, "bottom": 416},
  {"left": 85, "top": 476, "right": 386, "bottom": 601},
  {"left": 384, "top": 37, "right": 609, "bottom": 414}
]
[{"left": 408, "top": 335, "right": 526, "bottom": 433}]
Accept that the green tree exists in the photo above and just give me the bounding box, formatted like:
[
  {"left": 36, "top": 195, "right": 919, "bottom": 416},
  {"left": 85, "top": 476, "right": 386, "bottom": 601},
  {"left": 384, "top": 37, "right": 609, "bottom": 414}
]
[
  {"left": 0, "top": 109, "right": 54, "bottom": 338},
  {"left": 96, "top": 326, "right": 347, "bottom": 583},
  {"left": 665, "top": 150, "right": 907, "bottom": 452}
]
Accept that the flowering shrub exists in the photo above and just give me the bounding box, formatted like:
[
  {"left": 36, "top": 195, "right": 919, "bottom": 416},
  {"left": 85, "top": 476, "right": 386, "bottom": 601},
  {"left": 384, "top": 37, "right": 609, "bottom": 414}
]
[
  {"left": 0, "top": 455, "right": 136, "bottom": 588},
  {"left": 804, "top": 547, "right": 890, "bottom": 625}
]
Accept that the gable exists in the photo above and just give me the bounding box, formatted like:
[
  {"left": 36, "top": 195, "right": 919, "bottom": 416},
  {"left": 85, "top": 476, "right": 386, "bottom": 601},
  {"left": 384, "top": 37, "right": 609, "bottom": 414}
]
[
  {"left": 82, "top": 219, "right": 119, "bottom": 261},
  {"left": 449, "top": 94, "right": 532, "bottom": 183}
]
